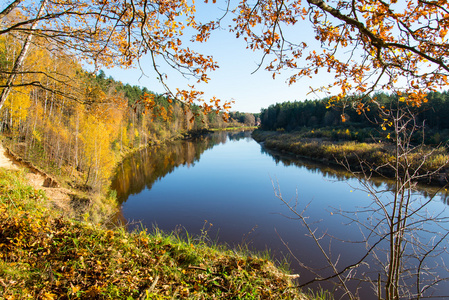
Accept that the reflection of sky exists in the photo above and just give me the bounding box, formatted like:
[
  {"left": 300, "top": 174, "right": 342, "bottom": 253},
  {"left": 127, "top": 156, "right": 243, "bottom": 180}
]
[{"left": 120, "top": 132, "right": 449, "bottom": 298}]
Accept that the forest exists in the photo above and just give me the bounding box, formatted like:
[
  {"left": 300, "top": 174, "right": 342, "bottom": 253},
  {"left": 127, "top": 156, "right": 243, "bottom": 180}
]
[
  {"left": 0, "top": 35, "right": 257, "bottom": 196},
  {"left": 259, "top": 92, "right": 449, "bottom": 145}
]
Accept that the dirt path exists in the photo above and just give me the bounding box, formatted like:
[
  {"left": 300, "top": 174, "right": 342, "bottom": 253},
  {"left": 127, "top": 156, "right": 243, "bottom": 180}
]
[
  {"left": 0, "top": 142, "right": 73, "bottom": 213},
  {"left": 0, "top": 143, "right": 18, "bottom": 170}
]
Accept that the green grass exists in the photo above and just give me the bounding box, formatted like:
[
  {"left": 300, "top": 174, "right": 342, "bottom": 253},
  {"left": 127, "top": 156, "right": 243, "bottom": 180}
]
[{"left": 0, "top": 168, "right": 318, "bottom": 299}]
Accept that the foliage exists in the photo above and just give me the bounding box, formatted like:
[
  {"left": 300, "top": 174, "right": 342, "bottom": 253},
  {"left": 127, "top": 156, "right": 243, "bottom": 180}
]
[
  {"left": 229, "top": 111, "right": 259, "bottom": 127},
  {"left": 3, "top": 87, "right": 31, "bottom": 128},
  {"left": 3, "top": 0, "right": 448, "bottom": 118},
  {"left": 0, "top": 168, "right": 310, "bottom": 299}
]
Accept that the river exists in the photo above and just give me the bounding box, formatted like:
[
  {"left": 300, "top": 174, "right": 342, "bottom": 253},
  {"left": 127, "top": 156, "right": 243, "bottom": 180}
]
[{"left": 111, "top": 130, "right": 449, "bottom": 299}]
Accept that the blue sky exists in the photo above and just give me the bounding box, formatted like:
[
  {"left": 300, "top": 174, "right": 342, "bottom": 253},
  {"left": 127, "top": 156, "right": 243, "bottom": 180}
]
[{"left": 102, "top": 1, "right": 335, "bottom": 113}]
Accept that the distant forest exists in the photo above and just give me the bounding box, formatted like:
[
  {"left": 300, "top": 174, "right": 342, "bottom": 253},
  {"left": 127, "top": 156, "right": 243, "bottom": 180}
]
[
  {"left": 95, "top": 71, "right": 258, "bottom": 128},
  {"left": 93, "top": 70, "right": 258, "bottom": 130},
  {"left": 259, "top": 92, "right": 449, "bottom": 144}
]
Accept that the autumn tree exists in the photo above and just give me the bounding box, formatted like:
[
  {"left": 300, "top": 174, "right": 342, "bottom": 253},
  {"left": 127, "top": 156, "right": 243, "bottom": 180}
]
[{"left": 3, "top": 0, "right": 448, "bottom": 119}]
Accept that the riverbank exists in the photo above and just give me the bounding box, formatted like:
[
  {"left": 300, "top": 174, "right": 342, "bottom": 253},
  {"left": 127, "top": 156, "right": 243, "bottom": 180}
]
[
  {"left": 0, "top": 126, "right": 240, "bottom": 223},
  {"left": 0, "top": 168, "right": 313, "bottom": 299},
  {"left": 252, "top": 130, "right": 449, "bottom": 186}
]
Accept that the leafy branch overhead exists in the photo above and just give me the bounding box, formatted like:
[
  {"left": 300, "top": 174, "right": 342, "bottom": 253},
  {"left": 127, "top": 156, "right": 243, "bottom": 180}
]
[
  {"left": 229, "top": 0, "right": 449, "bottom": 107},
  {"left": 3, "top": 0, "right": 449, "bottom": 114},
  {"left": 0, "top": 0, "right": 232, "bottom": 113}
]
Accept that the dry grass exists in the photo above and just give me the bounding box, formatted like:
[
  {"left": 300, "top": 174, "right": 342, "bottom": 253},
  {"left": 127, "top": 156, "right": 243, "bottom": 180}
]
[{"left": 253, "top": 130, "right": 449, "bottom": 183}]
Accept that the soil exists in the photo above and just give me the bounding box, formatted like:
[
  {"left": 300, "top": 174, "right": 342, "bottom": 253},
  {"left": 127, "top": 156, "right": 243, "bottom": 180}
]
[{"left": 0, "top": 142, "right": 73, "bottom": 214}]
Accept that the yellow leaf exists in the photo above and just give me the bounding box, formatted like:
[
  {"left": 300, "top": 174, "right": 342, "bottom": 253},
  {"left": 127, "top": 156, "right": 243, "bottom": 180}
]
[
  {"left": 71, "top": 285, "right": 81, "bottom": 294},
  {"left": 41, "top": 292, "right": 57, "bottom": 300}
]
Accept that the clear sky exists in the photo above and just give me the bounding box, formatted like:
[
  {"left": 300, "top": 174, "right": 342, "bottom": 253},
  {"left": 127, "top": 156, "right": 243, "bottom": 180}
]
[{"left": 101, "top": 1, "right": 335, "bottom": 113}]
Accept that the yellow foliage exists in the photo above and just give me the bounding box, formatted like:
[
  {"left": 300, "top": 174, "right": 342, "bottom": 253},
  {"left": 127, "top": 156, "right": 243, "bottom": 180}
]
[
  {"left": 32, "top": 129, "right": 42, "bottom": 143},
  {"left": 3, "top": 87, "right": 31, "bottom": 126},
  {"left": 80, "top": 115, "right": 116, "bottom": 191},
  {"left": 120, "top": 125, "right": 130, "bottom": 148}
]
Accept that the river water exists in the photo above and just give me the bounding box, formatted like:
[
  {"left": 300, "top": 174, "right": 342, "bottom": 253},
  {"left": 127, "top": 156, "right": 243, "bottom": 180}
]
[{"left": 111, "top": 131, "right": 449, "bottom": 299}]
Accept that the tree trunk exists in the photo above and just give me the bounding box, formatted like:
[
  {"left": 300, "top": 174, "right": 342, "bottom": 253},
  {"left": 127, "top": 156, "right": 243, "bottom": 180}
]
[{"left": 0, "top": 0, "right": 47, "bottom": 110}]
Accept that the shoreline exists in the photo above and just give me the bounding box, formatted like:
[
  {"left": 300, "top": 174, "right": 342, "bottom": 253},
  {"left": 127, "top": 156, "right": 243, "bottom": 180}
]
[{"left": 252, "top": 129, "right": 449, "bottom": 187}]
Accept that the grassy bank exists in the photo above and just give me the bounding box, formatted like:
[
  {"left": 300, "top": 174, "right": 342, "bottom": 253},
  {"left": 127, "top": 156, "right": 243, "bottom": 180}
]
[
  {"left": 0, "top": 168, "right": 321, "bottom": 299},
  {"left": 252, "top": 130, "right": 449, "bottom": 185}
]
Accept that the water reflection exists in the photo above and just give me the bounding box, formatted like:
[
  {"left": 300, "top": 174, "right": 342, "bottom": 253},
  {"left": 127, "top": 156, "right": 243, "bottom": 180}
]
[
  {"left": 225, "top": 130, "right": 252, "bottom": 141},
  {"left": 112, "top": 130, "right": 255, "bottom": 204},
  {"left": 112, "top": 134, "right": 221, "bottom": 203},
  {"left": 260, "top": 145, "right": 449, "bottom": 205}
]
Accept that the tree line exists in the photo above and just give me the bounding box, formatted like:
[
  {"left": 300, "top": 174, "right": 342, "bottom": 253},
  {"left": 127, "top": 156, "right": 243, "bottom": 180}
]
[{"left": 259, "top": 92, "right": 449, "bottom": 144}]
